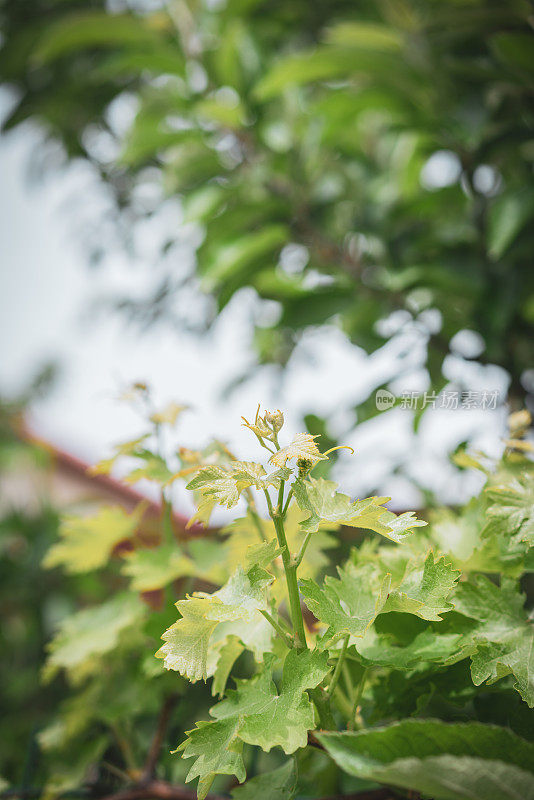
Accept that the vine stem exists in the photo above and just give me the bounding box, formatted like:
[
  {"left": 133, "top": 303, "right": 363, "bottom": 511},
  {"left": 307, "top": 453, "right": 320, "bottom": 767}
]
[
  {"left": 264, "top": 487, "right": 307, "bottom": 650},
  {"left": 349, "top": 668, "right": 369, "bottom": 731},
  {"left": 293, "top": 530, "right": 313, "bottom": 567},
  {"left": 282, "top": 487, "right": 293, "bottom": 516},
  {"left": 259, "top": 609, "right": 294, "bottom": 648},
  {"left": 327, "top": 635, "right": 349, "bottom": 697}
]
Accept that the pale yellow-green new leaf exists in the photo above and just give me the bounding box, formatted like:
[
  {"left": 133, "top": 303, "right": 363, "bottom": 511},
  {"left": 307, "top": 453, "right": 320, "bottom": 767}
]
[
  {"left": 157, "top": 596, "right": 220, "bottom": 682},
  {"left": 294, "top": 477, "right": 426, "bottom": 542},
  {"left": 157, "top": 566, "right": 274, "bottom": 681},
  {"left": 43, "top": 505, "right": 144, "bottom": 574},
  {"left": 269, "top": 433, "right": 326, "bottom": 469},
  {"left": 43, "top": 593, "right": 145, "bottom": 684},
  {"left": 121, "top": 544, "right": 195, "bottom": 591},
  {"left": 88, "top": 434, "right": 150, "bottom": 475},
  {"left": 150, "top": 402, "right": 188, "bottom": 425}
]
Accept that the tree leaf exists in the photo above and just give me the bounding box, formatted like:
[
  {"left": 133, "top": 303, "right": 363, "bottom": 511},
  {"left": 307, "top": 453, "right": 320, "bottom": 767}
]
[
  {"left": 317, "top": 719, "right": 534, "bottom": 800},
  {"left": 33, "top": 12, "right": 167, "bottom": 64},
  {"left": 487, "top": 189, "right": 534, "bottom": 260}
]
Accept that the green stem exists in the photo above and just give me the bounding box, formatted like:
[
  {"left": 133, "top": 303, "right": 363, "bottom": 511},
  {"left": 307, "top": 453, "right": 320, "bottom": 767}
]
[
  {"left": 282, "top": 487, "right": 293, "bottom": 517},
  {"left": 264, "top": 488, "right": 307, "bottom": 650},
  {"left": 161, "top": 490, "right": 174, "bottom": 544},
  {"left": 259, "top": 609, "right": 294, "bottom": 648},
  {"left": 248, "top": 504, "right": 268, "bottom": 543},
  {"left": 293, "top": 530, "right": 313, "bottom": 567},
  {"left": 327, "top": 635, "right": 349, "bottom": 697},
  {"left": 310, "top": 687, "right": 336, "bottom": 730},
  {"left": 349, "top": 668, "right": 368, "bottom": 731}
]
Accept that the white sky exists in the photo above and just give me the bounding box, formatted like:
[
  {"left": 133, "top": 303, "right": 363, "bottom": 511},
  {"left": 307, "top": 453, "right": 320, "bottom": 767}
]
[{"left": 0, "top": 98, "right": 509, "bottom": 517}]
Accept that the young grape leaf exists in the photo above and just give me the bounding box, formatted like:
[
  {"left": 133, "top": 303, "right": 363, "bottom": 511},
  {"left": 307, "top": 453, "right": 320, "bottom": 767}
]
[
  {"left": 317, "top": 719, "right": 534, "bottom": 800},
  {"left": 231, "top": 760, "right": 297, "bottom": 799},
  {"left": 187, "top": 462, "right": 289, "bottom": 510},
  {"left": 354, "top": 627, "right": 470, "bottom": 670},
  {"left": 244, "top": 538, "right": 282, "bottom": 570},
  {"left": 176, "top": 717, "right": 245, "bottom": 799},
  {"left": 122, "top": 452, "right": 174, "bottom": 485},
  {"left": 43, "top": 593, "right": 145, "bottom": 683},
  {"left": 178, "top": 650, "right": 328, "bottom": 796},
  {"left": 187, "top": 466, "right": 244, "bottom": 507},
  {"left": 300, "top": 563, "right": 391, "bottom": 644},
  {"left": 269, "top": 433, "right": 326, "bottom": 469},
  {"left": 149, "top": 402, "right": 188, "bottom": 425},
  {"left": 453, "top": 576, "right": 534, "bottom": 706},
  {"left": 211, "top": 636, "right": 245, "bottom": 698},
  {"left": 482, "top": 474, "right": 534, "bottom": 549},
  {"left": 157, "top": 596, "right": 220, "bottom": 681},
  {"left": 43, "top": 505, "right": 144, "bottom": 574},
  {"left": 121, "top": 544, "right": 195, "bottom": 591},
  {"left": 157, "top": 565, "right": 274, "bottom": 680},
  {"left": 293, "top": 478, "right": 426, "bottom": 541},
  {"left": 88, "top": 434, "right": 151, "bottom": 476},
  {"left": 384, "top": 551, "right": 460, "bottom": 621}
]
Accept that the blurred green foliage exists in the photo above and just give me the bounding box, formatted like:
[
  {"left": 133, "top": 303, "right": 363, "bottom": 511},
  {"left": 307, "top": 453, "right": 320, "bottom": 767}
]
[{"left": 1, "top": 0, "right": 533, "bottom": 415}]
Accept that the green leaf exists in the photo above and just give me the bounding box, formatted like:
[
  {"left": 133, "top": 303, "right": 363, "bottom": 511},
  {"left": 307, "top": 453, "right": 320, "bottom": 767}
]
[
  {"left": 384, "top": 550, "right": 460, "bottom": 621},
  {"left": 487, "top": 189, "right": 534, "bottom": 260},
  {"left": 491, "top": 33, "right": 534, "bottom": 78},
  {"left": 176, "top": 717, "right": 246, "bottom": 798},
  {"left": 300, "top": 564, "right": 391, "bottom": 643},
  {"left": 269, "top": 434, "right": 326, "bottom": 469},
  {"left": 187, "top": 462, "right": 289, "bottom": 510},
  {"left": 318, "top": 720, "right": 534, "bottom": 800},
  {"left": 483, "top": 474, "right": 534, "bottom": 549},
  {"left": 178, "top": 650, "right": 327, "bottom": 796},
  {"left": 454, "top": 577, "right": 534, "bottom": 707},
  {"left": 200, "top": 226, "right": 288, "bottom": 291},
  {"left": 43, "top": 505, "right": 144, "bottom": 574},
  {"left": 293, "top": 478, "right": 426, "bottom": 541},
  {"left": 354, "top": 627, "right": 468, "bottom": 670},
  {"left": 43, "top": 594, "right": 144, "bottom": 683},
  {"left": 212, "top": 636, "right": 245, "bottom": 698},
  {"left": 187, "top": 465, "right": 244, "bottom": 507},
  {"left": 231, "top": 760, "right": 297, "bottom": 799},
  {"left": 121, "top": 544, "right": 195, "bottom": 591},
  {"left": 326, "top": 22, "right": 402, "bottom": 51},
  {"left": 157, "top": 596, "right": 219, "bottom": 682},
  {"left": 157, "top": 565, "right": 274, "bottom": 680}
]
